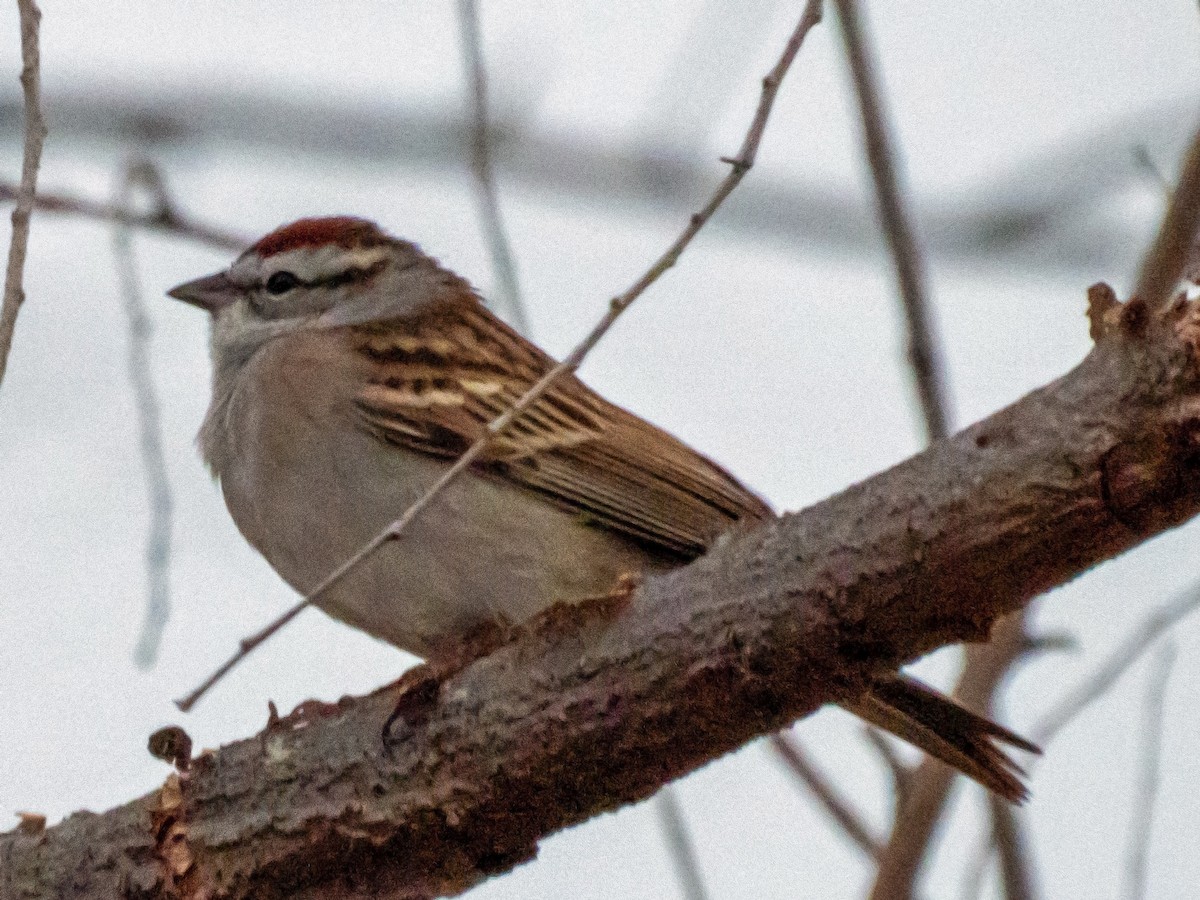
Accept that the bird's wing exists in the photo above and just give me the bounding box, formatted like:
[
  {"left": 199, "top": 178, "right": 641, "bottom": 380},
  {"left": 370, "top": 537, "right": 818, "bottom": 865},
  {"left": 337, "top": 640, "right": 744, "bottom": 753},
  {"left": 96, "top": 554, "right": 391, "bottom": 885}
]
[{"left": 350, "top": 297, "right": 771, "bottom": 559}]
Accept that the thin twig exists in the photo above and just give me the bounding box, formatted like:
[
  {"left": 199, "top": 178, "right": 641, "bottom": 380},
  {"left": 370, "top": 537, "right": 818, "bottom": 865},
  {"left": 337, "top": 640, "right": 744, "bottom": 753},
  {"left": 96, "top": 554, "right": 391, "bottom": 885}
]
[
  {"left": 655, "top": 789, "right": 710, "bottom": 900},
  {"left": 833, "top": 0, "right": 948, "bottom": 442},
  {"left": 112, "top": 159, "right": 175, "bottom": 668},
  {"left": 770, "top": 733, "right": 881, "bottom": 859},
  {"left": 989, "top": 796, "right": 1038, "bottom": 900},
  {"left": 1032, "top": 583, "right": 1200, "bottom": 744},
  {"left": 1123, "top": 643, "right": 1175, "bottom": 900},
  {"left": 968, "top": 622, "right": 1038, "bottom": 900},
  {"left": 174, "top": 0, "right": 826, "bottom": 712},
  {"left": 1133, "top": 126, "right": 1200, "bottom": 313},
  {"left": 0, "top": 0, "right": 47, "bottom": 391},
  {"left": 455, "top": 0, "right": 529, "bottom": 336},
  {"left": 0, "top": 181, "right": 246, "bottom": 251}
]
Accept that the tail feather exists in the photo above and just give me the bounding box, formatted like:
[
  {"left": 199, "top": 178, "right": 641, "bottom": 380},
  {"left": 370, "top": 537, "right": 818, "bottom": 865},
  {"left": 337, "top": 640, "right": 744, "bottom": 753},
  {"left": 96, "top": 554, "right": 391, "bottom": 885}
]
[{"left": 842, "top": 674, "right": 1040, "bottom": 803}]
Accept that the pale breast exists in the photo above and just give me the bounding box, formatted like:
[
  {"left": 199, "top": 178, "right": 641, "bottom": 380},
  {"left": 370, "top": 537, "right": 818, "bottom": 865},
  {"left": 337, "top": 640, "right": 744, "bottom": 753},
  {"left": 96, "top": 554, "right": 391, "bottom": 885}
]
[{"left": 208, "top": 328, "right": 658, "bottom": 658}]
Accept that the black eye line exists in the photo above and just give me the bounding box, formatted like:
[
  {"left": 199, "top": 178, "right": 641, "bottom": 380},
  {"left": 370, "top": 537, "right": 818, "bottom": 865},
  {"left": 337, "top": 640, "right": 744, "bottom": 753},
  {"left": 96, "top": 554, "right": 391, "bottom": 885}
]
[
  {"left": 256, "top": 261, "right": 386, "bottom": 301},
  {"left": 321, "top": 260, "right": 388, "bottom": 289},
  {"left": 265, "top": 270, "right": 302, "bottom": 295}
]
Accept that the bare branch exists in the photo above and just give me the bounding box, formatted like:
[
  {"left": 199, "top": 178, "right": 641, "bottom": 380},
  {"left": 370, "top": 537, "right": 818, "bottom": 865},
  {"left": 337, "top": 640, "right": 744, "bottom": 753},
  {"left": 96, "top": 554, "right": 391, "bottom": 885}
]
[
  {"left": 1133, "top": 145, "right": 1173, "bottom": 199},
  {"left": 1123, "top": 643, "right": 1175, "bottom": 900},
  {"left": 111, "top": 159, "right": 176, "bottom": 668},
  {"left": 0, "top": 0, "right": 47, "bottom": 391},
  {"left": 861, "top": 83, "right": 1197, "bottom": 900},
  {"left": 833, "top": 0, "right": 948, "bottom": 442},
  {"left": 1134, "top": 126, "right": 1200, "bottom": 313},
  {"left": 770, "top": 733, "right": 881, "bottom": 859},
  {"left": 832, "top": 9, "right": 1042, "bottom": 890},
  {"left": 175, "top": 0, "right": 826, "bottom": 712},
  {"left": 870, "top": 761, "right": 957, "bottom": 900},
  {"left": 0, "top": 181, "right": 246, "bottom": 251},
  {"left": 455, "top": 0, "right": 529, "bottom": 335},
  {"left": 5, "top": 80, "right": 1187, "bottom": 274}
]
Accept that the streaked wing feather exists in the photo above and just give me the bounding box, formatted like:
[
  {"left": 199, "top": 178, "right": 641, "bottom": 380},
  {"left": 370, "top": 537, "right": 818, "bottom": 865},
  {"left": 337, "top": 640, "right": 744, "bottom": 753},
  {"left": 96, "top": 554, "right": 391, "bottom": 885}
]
[{"left": 352, "top": 297, "right": 770, "bottom": 559}]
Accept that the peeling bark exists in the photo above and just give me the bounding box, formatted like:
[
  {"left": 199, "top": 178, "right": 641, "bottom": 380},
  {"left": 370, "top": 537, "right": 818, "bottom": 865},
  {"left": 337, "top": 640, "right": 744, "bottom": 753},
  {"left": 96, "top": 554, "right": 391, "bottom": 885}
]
[{"left": 5, "top": 289, "right": 1200, "bottom": 899}]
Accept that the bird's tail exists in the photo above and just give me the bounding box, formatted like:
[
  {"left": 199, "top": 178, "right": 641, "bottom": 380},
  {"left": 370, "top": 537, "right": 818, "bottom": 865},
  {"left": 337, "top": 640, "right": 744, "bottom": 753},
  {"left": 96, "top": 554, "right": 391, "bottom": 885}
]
[{"left": 842, "top": 673, "right": 1040, "bottom": 803}]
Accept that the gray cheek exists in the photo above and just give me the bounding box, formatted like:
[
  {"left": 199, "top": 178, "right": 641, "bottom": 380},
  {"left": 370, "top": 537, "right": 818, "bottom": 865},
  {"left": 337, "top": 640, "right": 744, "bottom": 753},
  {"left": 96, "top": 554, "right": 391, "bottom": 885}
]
[
  {"left": 315, "top": 265, "right": 450, "bottom": 328},
  {"left": 316, "top": 288, "right": 403, "bottom": 328}
]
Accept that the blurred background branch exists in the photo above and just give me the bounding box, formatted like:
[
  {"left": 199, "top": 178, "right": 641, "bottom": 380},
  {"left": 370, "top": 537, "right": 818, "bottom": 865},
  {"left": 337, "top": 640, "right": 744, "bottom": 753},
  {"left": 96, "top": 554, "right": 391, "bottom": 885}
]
[
  {"left": 0, "top": 180, "right": 245, "bottom": 249},
  {"left": 1123, "top": 643, "right": 1175, "bottom": 900},
  {"left": 771, "top": 732, "right": 882, "bottom": 860},
  {"left": 111, "top": 158, "right": 175, "bottom": 668},
  {"left": 0, "top": 87, "right": 1191, "bottom": 272},
  {"left": 455, "top": 0, "right": 528, "bottom": 334}
]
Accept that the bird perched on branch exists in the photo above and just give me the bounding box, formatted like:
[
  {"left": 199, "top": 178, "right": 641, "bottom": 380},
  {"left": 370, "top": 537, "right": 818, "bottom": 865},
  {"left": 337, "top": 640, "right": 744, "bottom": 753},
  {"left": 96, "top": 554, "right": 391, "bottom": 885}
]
[{"left": 169, "top": 216, "right": 1037, "bottom": 801}]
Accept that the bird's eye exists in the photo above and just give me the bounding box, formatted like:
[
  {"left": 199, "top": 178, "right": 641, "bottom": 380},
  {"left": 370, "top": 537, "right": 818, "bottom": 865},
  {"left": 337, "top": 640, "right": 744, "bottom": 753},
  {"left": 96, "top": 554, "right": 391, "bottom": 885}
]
[{"left": 265, "top": 271, "right": 300, "bottom": 295}]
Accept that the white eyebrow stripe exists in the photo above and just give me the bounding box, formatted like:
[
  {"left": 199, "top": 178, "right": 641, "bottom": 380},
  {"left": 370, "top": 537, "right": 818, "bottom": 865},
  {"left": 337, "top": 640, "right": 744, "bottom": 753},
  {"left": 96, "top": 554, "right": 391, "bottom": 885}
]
[
  {"left": 244, "top": 245, "right": 390, "bottom": 284},
  {"left": 335, "top": 247, "right": 390, "bottom": 271}
]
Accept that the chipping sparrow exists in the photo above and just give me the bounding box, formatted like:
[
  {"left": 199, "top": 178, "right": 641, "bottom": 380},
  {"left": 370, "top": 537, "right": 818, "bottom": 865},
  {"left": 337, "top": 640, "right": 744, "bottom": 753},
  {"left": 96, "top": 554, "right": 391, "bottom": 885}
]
[{"left": 169, "top": 216, "right": 1036, "bottom": 800}]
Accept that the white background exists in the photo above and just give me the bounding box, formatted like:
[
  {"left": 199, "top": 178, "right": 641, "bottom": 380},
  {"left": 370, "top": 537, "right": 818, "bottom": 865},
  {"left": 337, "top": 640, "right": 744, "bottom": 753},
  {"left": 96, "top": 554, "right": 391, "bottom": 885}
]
[{"left": 1, "top": 2, "right": 1199, "bottom": 897}]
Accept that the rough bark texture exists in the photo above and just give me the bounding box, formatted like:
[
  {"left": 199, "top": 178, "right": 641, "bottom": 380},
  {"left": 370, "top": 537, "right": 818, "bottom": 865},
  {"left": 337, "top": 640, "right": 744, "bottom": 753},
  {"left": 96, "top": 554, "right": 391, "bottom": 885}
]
[{"left": 6, "top": 289, "right": 1200, "bottom": 899}]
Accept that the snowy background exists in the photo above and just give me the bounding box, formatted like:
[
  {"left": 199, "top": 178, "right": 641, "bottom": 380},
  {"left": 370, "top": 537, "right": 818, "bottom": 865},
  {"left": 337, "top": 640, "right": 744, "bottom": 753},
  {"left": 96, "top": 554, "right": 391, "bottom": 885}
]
[{"left": 1, "top": 2, "right": 1199, "bottom": 897}]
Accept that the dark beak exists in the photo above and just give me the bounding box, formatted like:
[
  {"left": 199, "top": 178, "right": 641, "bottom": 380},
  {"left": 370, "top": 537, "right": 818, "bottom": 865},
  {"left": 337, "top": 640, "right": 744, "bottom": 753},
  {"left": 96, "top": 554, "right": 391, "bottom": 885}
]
[{"left": 166, "top": 271, "right": 238, "bottom": 313}]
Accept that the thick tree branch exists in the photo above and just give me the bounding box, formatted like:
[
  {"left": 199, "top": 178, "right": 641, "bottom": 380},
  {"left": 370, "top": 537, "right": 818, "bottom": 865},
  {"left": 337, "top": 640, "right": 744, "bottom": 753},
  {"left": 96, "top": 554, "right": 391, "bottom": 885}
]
[{"left": 7, "top": 282, "right": 1200, "bottom": 897}]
